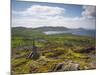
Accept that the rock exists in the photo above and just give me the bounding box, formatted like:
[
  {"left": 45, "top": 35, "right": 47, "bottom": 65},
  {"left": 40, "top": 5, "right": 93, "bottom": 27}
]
[
  {"left": 84, "top": 66, "right": 88, "bottom": 69},
  {"left": 62, "top": 63, "right": 80, "bottom": 71},
  {"left": 83, "top": 62, "right": 96, "bottom": 70},
  {"left": 74, "top": 47, "right": 95, "bottom": 53},
  {"left": 50, "top": 61, "right": 80, "bottom": 72},
  {"left": 89, "top": 62, "right": 96, "bottom": 69},
  {"left": 28, "top": 51, "right": 40, "bottom": 60},
  {"left": 28, "top": 45, "right": 40, "bottom": 60},
  {"left": 49, "top": 62, "right": 64, "bottom": 72}
]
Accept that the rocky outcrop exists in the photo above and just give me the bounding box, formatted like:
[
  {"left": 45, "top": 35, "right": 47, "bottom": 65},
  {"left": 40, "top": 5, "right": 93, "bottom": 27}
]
[
  {"left": 50, "top": 63, "right": 64, "bottom": 72},
  {"left": 49, "top": 60, "right": 80, "bottom": 72}
]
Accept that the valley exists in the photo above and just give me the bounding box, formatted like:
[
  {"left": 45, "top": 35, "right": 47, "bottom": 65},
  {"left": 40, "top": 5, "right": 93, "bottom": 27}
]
[{"left": 11, "top": 27, "right": 96, "bottom": 74}]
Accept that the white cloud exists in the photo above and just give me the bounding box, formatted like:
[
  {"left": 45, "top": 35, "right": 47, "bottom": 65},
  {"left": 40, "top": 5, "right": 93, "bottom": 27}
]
[
  {"left": 82, "top": 5, "right": 96, "bottom": 18},
  {"left": 13, "top": 5, "right": 65, "bottom": 16},
  {"left": 12, "top": 5, "right": 96, "bottom": 29},
  {"left": 12, "top": 16, "right": 95, "bottom": 29}
]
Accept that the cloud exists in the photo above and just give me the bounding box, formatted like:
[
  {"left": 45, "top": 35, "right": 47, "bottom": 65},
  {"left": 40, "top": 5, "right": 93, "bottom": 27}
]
[
  {"left": 82, "top": 5, "right": 96, "bottom": 18},
  {"left": 13, "top": 5, "right": 65, "bottom": 16},
  {"left": 12, "top": 5, "right": 96, "bottom": 29},
  {"left": 12, "top": 15, "right": 95, "bottom": 29}
]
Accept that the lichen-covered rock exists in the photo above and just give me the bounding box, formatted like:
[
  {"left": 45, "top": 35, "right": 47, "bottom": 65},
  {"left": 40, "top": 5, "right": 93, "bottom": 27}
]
[
  {"left": 50, "top": 61, "right": 80, "bottom": 72},
  {"left": 50, "top": 63, "right": 64, "bottom": 72},
  {"left": 62, "top": 63, "right": 80, "bottom": 71}
]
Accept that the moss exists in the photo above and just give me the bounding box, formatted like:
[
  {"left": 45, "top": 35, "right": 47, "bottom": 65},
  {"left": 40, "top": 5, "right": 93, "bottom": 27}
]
[
  {"left": 11, "top": 31, "right": 95, "bottom": 74},
  {"left": 11, "top": 58, "right": 27, "bottom": 67}
]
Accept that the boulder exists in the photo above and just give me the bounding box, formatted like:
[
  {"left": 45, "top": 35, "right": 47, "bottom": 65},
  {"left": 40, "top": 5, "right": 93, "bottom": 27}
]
[
  {"left": 50, "top": 63, "right": 64, "bottom": 72},
  {"left": 50, "top": 61, "right": 80, "bottom": 72}
]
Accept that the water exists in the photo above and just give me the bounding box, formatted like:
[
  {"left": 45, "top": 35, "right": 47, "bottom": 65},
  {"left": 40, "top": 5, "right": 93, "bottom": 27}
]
[
  {"left": 43, "top": 31, "right": 68, "bottom": 35},
  {"left": 43, "top": 30, "right": 95, "bottom": 37}
]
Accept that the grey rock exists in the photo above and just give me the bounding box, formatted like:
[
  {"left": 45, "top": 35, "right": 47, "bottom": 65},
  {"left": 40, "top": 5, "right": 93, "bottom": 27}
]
[{"left": 50, "top": 61, "right": 80, "bottom": 72}]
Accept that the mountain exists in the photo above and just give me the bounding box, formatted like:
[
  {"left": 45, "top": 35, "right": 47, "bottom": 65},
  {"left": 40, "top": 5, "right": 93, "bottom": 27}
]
[
  {"left": 34, "top": 26, "right": 69, "bottom": 31},
  {"left": 11, "top": 26, "right": 96, "bottom": 37},
  {"left": 11, "top": 27, "right": 44, "bottom": 38},
  {"left": 69, "top": 28, "right": 96, "bottom": 37}
]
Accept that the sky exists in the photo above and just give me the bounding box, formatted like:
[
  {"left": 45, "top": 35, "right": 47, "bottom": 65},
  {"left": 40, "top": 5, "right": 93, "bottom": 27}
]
[{"left": 11, "top": 0, "right": 96, "bottom": 29}]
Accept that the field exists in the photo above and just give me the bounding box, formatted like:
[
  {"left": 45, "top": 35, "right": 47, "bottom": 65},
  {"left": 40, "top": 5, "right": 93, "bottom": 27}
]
[{"left": 11, "top": 27, "right": 96, "bottom": 74}]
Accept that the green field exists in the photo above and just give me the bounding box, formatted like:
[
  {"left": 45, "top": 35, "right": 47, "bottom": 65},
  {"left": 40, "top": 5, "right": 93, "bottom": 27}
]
[{"left": 11, "top": 27, "right": 96, "bottom": 74}]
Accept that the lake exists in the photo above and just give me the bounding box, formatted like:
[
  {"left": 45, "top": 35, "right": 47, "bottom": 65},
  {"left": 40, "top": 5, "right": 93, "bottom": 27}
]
[{"left": 43, "top": 30, "right": 95, "bottom": 37}]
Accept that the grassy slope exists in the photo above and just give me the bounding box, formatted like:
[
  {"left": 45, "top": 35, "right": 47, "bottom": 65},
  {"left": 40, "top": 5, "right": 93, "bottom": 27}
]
[{"left": 11, "top": 28, "right": 96, "bottom": 74}]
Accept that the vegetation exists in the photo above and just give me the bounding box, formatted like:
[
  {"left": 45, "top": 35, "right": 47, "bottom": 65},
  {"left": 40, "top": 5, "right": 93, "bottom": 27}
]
[{"left": 11, "top": 27, "right": 96, "bottom": 74}]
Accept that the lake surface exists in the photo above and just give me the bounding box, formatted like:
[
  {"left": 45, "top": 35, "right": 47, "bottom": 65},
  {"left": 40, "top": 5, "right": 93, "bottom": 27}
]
[
  {"left": 43, "top": 30, "right": 95, "bottom": 37},
  {"left": 43, "top": 31, "right": 69, "bottom": 35}
]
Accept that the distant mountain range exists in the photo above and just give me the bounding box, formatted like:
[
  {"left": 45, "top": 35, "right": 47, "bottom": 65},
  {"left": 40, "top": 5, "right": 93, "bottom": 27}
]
[
  {"left": 33, "top": 26, "right": 69, "bottom": 31},
  {"left": 11, "top": 26, "right": 96, "bottom": 37}
]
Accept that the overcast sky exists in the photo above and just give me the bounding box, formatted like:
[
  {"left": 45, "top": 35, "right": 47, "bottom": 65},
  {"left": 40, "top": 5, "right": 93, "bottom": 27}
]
[{"left": 12, "top": 0, "right": 96, "bottom": 29}]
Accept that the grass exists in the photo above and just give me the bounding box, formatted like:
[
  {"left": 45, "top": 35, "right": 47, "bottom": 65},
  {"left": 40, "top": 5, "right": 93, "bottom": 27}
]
[{"left": 11, "top": 32, "right": 96, "bottom": 74}]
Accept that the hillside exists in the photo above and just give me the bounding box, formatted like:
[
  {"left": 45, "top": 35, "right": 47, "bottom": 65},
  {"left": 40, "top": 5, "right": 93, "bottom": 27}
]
[
  {"left": 11, "top": 26, "right": 96, "bottom": 37},
  {"left": 11, "top": 26, "right": 96, "bottom": 74},
  {"left": 34, "top": 26, "right": 69, "bottom": 31}
]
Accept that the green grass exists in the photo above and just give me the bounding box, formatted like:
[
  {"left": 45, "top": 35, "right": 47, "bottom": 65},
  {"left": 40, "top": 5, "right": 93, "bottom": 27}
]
[{"left": 11, "top": 31, "right": 96, "bottom": 74}]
